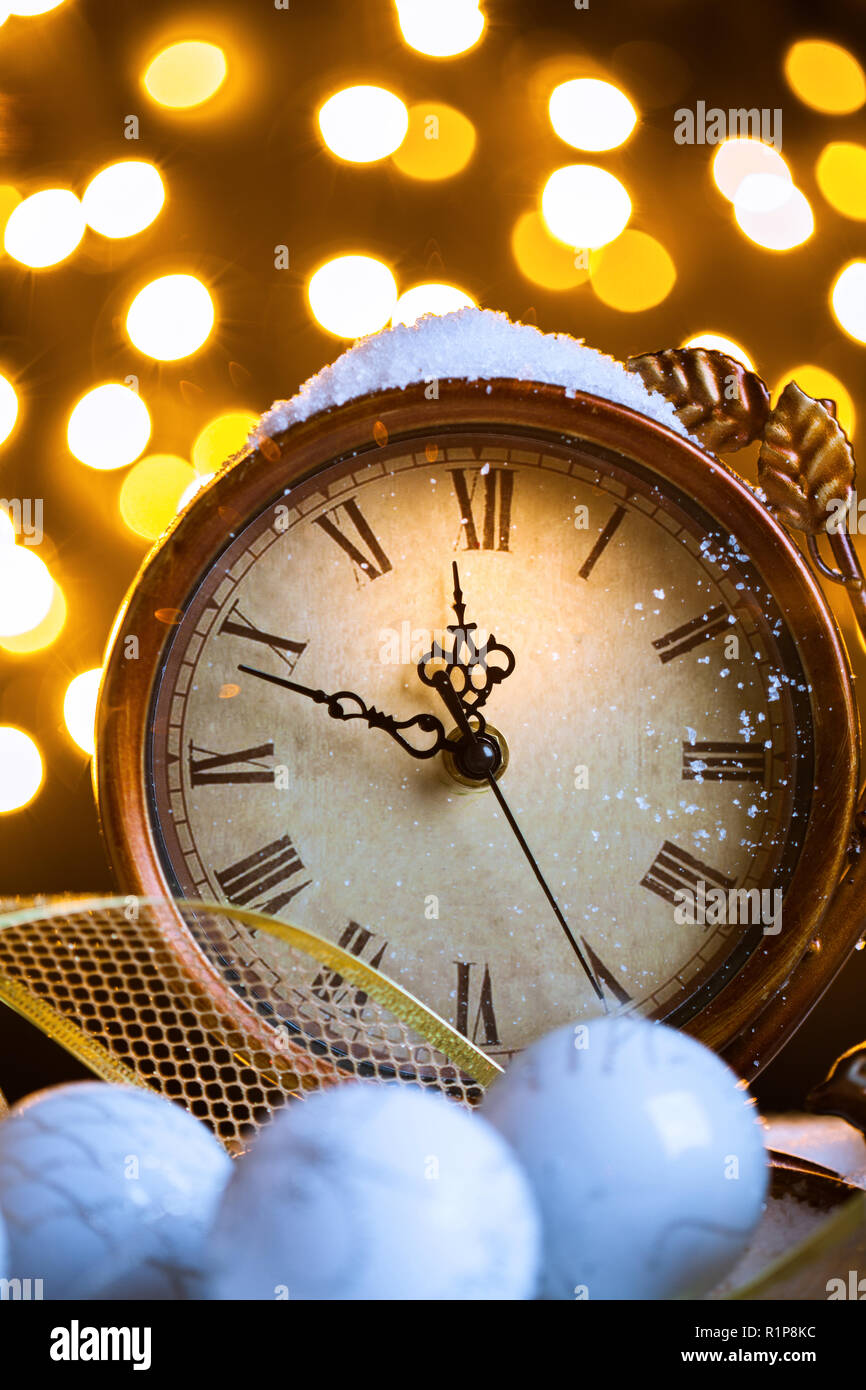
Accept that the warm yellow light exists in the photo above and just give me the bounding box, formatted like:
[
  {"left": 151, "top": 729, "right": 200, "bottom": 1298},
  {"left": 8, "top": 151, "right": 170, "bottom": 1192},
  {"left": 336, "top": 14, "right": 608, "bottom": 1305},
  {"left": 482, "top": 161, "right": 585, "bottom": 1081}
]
[
  {"left": 548, "top": 79, "right": 636, "bottom": 152},
  {"left": 712, "top": 138, "right": 790, "bottom": 202},
  {"left": 0, "top": 185, "right": 21, "bottom": 239},
  {"left": 0, "top": 547, "right": 54, "bottom": 635},
  {"left": 541, "top": 165, "right": 631, "bottom": 249},
  {"left": 67, "top": 383, "right": 151, "bottom": 470},
  {"left": 785, "top": 40, "right": 865, "bottom": 114},
  {"left": 0, "top": 580, "right": 66, "bottom": 654},
  {"left": 4, "top": 189, "right": 85, "bottom": 268},
  {"left": 120, "top": 454, "right": 198, "bottom": 540},
  {"left": 64, "top": 668, "right": 102, "bottom": 756},
  {"left": 0, "top": 727, "right": 43, "bottom": 814},
  {"left": 308, "top": 255, "right": 398, "bottom": 338},
  {"left": 396, "top": 0, "right": 485, "bottom": 57},
  {"left": 126, "top": 274, "right": 215, "bottom": 360},
  {"left": 831, "top": 261, "right": 866, "bottom": 344},
  {"left": 82, "top": 161, "right": 165, "bottom": 239},
  {"left": 734, "top": 176, "right": 813, "bottom": 250},
  {"left": 511, "top": 212, "right": 589, "bottom": 290},
  {"left": 589, "top": 230, "right": 676, "bottom": 312},
  {"left": 684, "top": 333, "right": 754, "bottom": 372},
  {"left": 816, "top": 143, "right": 866, "bottom": 220},
  {"left": 0, "top": 509, "right": 14, "bottom": 545},
  {"left": 776, "top": 364, "right": 855, "bottom": 437},
  {"left": 391, "top": 102, "right": 476, "bottom": 180},
  {"left": 143, "top": 41, "right": 227, "bottom": 110},
  {"left": 192, "top": 410, "right": 257, "bottom": 474},
  {"left": 318, "top": 86, "right": 408, "bottom": 163},
  {"left": 177, "top": 472, "right": 214, "bottom": 512},
  {"left": 10, "top": 0, "right": 67, "bottom": 13},
  {"left": 392, "top": 283, "right": 476, "bottom": 326},
  {"left": 0, "top": 372, "right": 18, "bottom": 446}
]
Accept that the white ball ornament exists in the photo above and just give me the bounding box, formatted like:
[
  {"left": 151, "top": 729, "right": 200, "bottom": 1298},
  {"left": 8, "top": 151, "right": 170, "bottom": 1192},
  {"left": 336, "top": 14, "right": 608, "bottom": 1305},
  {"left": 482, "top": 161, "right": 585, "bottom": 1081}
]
[
  {"left": 201, "top": 1082, "right": 541, "bottom": 1300},
  {"left": 0, "top": 1082, "right": 232, "bottom": 1299},
  {"left": 482, "top": 1016, "right": 768, "bottom": 1300}
]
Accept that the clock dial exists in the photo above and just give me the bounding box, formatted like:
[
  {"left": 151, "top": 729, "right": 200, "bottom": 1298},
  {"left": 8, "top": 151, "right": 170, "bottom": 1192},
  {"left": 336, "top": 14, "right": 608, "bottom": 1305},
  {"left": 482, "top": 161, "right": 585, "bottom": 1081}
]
[{"left": 147, "top": 429, "right": 812, "bottom": 1063}]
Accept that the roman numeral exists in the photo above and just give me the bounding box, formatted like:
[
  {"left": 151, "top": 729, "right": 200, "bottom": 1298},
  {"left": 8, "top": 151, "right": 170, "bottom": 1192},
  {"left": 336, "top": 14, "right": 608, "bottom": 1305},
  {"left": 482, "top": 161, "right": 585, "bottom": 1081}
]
[
  {"left": 454, "top": 961, "right": 500, "bottom": 1046},
  {"left": 580, "top": 936, "right": 632, "bottom": 1005},
  {"left": 311, "top": 923, "right": 388, "bottom": 1011},
  {"left": 652, "top": 605, "right": 730, "bottom": 663},
  {"left": 216, "top": 834, "right": 311, "bottom": 914},
  {"left": 314, "top": 497, "right": 392, "bottom": 581},
  {"left": 578, "top": 505, "right": 626, "bottom": 580},
  {"left": 450, "top": 467, "right": 515, "bottom": 551},
  {"left": 682, "top": 741, "right": 767, "bottom": 782},
  {"left": 218, "top": 602, "right": 307, "bottom": 675},
  {"left": 641, "top": 840, "right": 735, "bottom": 907},
  {"left": 188, "top": 740, "right": 275, "bottom": 786}
]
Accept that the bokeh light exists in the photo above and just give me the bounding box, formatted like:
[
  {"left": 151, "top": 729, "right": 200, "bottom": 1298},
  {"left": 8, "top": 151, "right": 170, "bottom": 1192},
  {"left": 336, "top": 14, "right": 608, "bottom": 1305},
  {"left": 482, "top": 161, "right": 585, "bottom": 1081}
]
[
  {"left": 192, "top": 410, "right": 257, "bottom": 474},
  {"left": 10, "top": 0, "right": 67, "bottom": 12},
  {"left": 67, "top": 383, "right": 151, "bottom": 470},
  {"left": 712, "top": 138, "right": 790, "bottom": 202},
  {"left": 776, "top": 364, "right": 855, "bottom": 437},
  {"left": 390, "top": 102, "right": 476, "bottom": 179},
  {"left": 831, "top": 261, "right": 866, "bottom": 344},
  {"left": 63, "top": 669, "right": 102, "bottom": 757},
  {"left": 0, "top": 185, "right": 22, "bottom": 241},
  {"left": 541, "top": 165, "right": 631, "bottom": 249},
  {"left": 126, "top": 275, "right": 215, "bottom": 360},
  {"left": 0, "top": 547, "right": 54, "bottom": 636},
  {"left": 548, "top": 79, "right": 636, "bottom": 152},
  {"left": 119, "top": 454, "right": 198, "bottom": 540},
  {"left": 308, "top": 255, "right": 398, "bottom": 338},
  {"left": 0, "top": 372, "right": 18, "bottom": 446},
  {"left": 318, "top": 87, "right": 408, "bottom": 163},
  {"left": 395, "top": 0, "right": 485, "bottom": 58},
  {"left": 0, "top": 728, "right": 43, "bottom": 815},
  {"left": 733, "top": 176, "right": 813, "bottom": 250},
  {"left": 0, "top": 580, "right": 66, "bottom": 654},
  {"left": 392, "top": 283, "right": 476, "bottom": 325},
  {"left": 4, "top": 189, "right": 85, "bottom": 267},
  {"left": 82, "top": 161, "right": 165, "bottom": 238},
  {"left": 589, "top": 230, "right": 676, "bottom": 311},
  {"left": 143, "top": 41, "right": 227, "bottom": 109},
  {"left": 511, "top": 211, "right": 589, "bottom": 290},
  {"left": 784, "top": 40, "right": 865, "bottom": 114},
  {"left": 816, "top": 143, "right": 866, "bottom": 220},
  {"left": 684, "top": 333, "right": 754, "bottom": 371}
]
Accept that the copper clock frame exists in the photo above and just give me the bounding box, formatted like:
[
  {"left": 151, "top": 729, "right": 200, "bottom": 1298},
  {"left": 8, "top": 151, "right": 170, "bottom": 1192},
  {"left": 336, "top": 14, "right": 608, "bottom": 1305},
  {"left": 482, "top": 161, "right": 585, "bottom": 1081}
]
[{"left": 94, "top": 379, "right": 863, "bottom": 1079}]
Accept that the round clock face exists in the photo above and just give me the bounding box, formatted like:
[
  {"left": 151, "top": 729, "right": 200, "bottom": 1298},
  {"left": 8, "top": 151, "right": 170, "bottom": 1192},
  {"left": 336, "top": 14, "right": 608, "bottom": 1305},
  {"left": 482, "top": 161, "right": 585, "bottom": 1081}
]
[{"left": 143, "top": 416, "right": 816, "bottom": 1064}]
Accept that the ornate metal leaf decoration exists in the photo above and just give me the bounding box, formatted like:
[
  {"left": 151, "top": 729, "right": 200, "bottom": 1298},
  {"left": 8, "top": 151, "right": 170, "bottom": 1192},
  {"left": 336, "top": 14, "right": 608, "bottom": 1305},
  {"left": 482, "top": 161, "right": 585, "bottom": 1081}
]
[
  {"left": 757, "top": 382, "right": 855, "bottom": 534},
  {"left": 625, "top": 347, "right": 770, "bottom": 453}
]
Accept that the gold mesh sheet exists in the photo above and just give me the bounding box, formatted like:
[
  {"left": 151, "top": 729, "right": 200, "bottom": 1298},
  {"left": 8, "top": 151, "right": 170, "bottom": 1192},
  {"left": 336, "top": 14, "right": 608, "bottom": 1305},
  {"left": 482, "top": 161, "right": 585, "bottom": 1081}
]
[{"left": 0, "top": 896, "right": 499, "bottom": 1154}]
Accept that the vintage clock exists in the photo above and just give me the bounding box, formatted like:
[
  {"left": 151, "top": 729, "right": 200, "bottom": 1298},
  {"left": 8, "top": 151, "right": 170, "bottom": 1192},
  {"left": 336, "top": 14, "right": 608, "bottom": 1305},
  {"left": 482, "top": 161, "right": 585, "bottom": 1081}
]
[{"left": 94, "top": 315, "right": 866, "bottom": 1080}]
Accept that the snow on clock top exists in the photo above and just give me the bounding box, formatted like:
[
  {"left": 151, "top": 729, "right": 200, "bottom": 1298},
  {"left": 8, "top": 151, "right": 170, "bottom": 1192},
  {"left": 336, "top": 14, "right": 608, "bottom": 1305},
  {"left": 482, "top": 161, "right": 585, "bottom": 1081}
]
[{"left": 252, "top": 307, "right": 700, "bottom": 448}]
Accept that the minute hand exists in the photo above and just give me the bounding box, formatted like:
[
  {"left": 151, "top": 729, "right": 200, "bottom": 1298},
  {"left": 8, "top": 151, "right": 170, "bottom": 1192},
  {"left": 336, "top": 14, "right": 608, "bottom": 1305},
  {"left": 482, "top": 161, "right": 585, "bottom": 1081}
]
[
  {"left": 430, "top": 669, "right": 606, "bottom": 1008},
  {"left": 237, "top": 664, "right": 449, "bottom": 760}
]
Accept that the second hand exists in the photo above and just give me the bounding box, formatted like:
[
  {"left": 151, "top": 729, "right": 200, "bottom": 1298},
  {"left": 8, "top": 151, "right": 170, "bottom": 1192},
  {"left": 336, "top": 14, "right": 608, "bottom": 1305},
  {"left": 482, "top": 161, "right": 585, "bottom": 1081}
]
[{"left": 431, "top": 670, "right": 606, "bottom": 1010}]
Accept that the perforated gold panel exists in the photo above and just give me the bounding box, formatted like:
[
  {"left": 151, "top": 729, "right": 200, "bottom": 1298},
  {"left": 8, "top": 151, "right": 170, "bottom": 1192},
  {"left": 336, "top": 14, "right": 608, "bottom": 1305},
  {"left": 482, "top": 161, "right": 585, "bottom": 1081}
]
[{"left": 0, "top": 897, "right": 498, "bottom": 1153}]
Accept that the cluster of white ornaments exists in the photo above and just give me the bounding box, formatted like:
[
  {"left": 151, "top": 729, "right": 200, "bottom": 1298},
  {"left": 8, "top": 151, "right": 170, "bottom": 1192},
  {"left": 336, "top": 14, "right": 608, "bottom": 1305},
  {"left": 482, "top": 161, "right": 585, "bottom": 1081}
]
[{"left": 0, "top": 1017, "right": 768, "bottom": 1299}]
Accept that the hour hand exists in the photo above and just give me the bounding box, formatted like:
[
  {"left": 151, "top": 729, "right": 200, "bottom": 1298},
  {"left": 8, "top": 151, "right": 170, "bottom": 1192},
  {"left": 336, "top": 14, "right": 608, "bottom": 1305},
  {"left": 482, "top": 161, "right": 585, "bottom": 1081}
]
[{"left": 237, "top": 665, "right": 448, "bottom": 760}]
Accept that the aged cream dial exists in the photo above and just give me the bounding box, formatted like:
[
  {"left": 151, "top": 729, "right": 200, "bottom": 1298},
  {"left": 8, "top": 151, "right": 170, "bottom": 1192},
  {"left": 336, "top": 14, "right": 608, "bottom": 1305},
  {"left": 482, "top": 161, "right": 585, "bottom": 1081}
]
[{"left": 147, "top": 429, "right": 810, "bottom": 1062}]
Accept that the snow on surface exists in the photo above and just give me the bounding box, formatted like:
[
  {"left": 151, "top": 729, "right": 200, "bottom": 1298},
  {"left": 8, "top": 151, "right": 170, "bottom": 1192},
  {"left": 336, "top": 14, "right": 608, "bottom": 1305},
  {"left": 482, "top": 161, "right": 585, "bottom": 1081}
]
[{"left": 253, "top": 307, "right": 701, "bottom": 446}]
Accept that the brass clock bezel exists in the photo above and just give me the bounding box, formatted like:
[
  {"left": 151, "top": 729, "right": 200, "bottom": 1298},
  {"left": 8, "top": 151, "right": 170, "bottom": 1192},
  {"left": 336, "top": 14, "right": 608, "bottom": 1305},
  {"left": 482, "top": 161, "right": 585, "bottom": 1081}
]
[{"left": 93, "top": 378, "right": 860, "bottom": 1079}]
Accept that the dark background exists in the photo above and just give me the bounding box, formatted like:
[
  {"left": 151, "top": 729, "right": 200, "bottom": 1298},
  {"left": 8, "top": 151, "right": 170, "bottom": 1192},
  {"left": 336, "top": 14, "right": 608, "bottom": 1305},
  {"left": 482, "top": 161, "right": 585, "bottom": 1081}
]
[{"left": 0, "top": 0, "right": 864, "bottom": 1106}]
